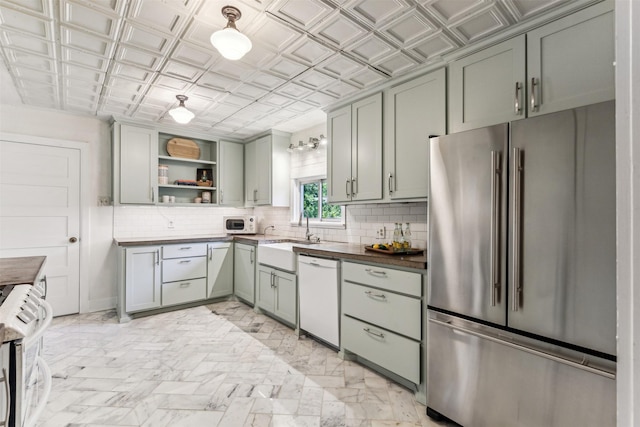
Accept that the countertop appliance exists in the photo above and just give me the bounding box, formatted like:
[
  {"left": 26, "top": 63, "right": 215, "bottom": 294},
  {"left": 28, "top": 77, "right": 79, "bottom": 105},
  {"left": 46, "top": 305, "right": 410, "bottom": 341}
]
[
  {"left": 223, "top": 215, "right": 256, "bottom": 234},
  {"left": 427, "top": 101, "right": 616, "bottom": 426},
  {"left": 298, "top": 255, "right": 339, "bottom": 348}
]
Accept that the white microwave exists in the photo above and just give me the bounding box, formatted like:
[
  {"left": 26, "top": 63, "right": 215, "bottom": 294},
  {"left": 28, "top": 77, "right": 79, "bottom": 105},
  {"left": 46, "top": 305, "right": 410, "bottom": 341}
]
[{"left": 223, "top": 215, "right": 256, "bottom": 234}]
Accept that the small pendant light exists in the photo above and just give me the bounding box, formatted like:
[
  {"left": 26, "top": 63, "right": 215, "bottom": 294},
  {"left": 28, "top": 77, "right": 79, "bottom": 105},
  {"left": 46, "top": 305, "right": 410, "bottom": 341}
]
[
  {"left": 168, "top": 95, "right": 194, "bottom": 124},
  {"left": 210, "top": 6, "right": 252, "bottom": 61}
]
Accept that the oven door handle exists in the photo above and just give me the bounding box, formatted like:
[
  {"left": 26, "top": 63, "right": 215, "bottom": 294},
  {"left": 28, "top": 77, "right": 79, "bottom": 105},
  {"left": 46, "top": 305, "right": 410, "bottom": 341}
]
[
  {"left": 23, "top": 356, "right": 52, "bottom": 427},
  {"left": 22, "top": 300, "right": 53, "bottom": 350}
]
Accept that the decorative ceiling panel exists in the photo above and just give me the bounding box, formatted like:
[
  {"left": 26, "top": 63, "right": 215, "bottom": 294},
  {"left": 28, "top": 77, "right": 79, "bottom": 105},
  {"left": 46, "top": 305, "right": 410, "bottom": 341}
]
[
  {"left": 0, "top": 6, "right": 51, "bottom": 37},
  {"left": 0, "top": 0, "right": 582, "bottom": 136}
]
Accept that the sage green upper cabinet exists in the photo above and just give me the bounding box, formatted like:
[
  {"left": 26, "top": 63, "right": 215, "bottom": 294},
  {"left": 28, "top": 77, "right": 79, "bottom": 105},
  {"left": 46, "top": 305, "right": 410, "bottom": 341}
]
[
  {"left": 449, "top": 36, "right": 525, "bottom": 133},
  {"left": 526, "top": 2, "right": 614, "bottom": 117},
  {"left": 114, "top": 123, "right": 158, "bottom": 204},
  {"left": 327, "top": 93, "right": 382, "bottom": 203},
  {"left": 245, "top": 132, "right": 290, "bottom": 207},
  {"left": 218, "top": 140, "right": 244, "bottom": 206},
  {"left": 384, "top": 68, "right": 446, "bottom": 200},
  {"left": 449, "top": 1, "right": 613, "bottom": 132}
]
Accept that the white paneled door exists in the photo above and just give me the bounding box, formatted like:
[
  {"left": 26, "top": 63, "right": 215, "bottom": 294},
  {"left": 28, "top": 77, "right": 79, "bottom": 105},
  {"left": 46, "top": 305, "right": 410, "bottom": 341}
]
[{"left": 0, "top": 140, "right": 80, "bottom": 316}]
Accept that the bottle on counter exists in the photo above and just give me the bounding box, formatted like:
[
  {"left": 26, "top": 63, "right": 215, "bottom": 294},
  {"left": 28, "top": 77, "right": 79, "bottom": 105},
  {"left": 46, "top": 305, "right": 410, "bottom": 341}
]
[
  {"left": 404, "top": 223, "right": 412, "bottom": 249},
  {"left": 392, "top": 223, "right": 399, "bottom": 249}
]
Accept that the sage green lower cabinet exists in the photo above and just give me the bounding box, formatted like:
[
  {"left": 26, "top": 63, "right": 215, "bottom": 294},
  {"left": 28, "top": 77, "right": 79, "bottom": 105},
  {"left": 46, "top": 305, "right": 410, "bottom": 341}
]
[
  {"left": 125, "top": 246, "right": 161, "bottom": 313},
  {"left": 341, "top": 261, "right": 423, "bottom": 385},
  {"left": 234, "top": 243, "right": 255, "bottom": 304},
  {"left": 207, "top": 242, "right": 234, "bottom": 298},
  {"left": 256, "top": 265, "right": 296, "bottom": 326},
  {"left": 161, "top": 243, "right": 207, "bottom": 306}
]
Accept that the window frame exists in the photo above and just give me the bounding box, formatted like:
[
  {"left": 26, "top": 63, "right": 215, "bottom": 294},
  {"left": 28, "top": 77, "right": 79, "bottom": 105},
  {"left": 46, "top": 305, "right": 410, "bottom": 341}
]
[{"left": 291, "top": 175, "right": 346, "bottom": 229}]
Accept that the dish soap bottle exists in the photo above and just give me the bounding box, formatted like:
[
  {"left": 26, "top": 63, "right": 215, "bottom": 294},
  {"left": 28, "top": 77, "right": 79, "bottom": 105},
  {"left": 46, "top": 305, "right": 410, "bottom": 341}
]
[{"left": 404, "top": 223, "right": 412, "bottom": 249}]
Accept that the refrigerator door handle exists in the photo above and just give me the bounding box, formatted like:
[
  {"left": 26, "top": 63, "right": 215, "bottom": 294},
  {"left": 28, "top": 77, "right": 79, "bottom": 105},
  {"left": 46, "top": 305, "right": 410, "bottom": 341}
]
[
  {"left": 429, "top": 317, "right": 615, "bottom": 379},
  {"left": 490, "top": 151, "right": 502, "bottom": 306},
  {"left": 512, "top": 147, "right": 523, "bottom": 311}
]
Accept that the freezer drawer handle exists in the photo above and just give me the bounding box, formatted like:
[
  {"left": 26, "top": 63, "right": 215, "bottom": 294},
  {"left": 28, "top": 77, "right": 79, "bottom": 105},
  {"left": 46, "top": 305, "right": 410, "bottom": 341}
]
[
  {"left": 490, "top": 150, "right": 502, "bottom": 306},
  {"left": 512, "top": 147, "right": 523, "bottom": 311},
  {"left": 364, "top": 268, "right": 387, "bottom": 277},
  {"left": 363, "top": 327, "right": 385, "bottom": 339},
  {"left": 430, "top": 318, "right": 615, "bottom": 379},
  {"left": 364, "top": 290, "right": 386, "bottom": 300}
]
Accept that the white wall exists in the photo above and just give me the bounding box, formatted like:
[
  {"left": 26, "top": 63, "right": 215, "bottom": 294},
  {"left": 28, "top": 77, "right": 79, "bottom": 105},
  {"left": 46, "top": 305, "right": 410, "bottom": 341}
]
[{"left": 0, "top": 104, "right": 116, "bottom": 312}]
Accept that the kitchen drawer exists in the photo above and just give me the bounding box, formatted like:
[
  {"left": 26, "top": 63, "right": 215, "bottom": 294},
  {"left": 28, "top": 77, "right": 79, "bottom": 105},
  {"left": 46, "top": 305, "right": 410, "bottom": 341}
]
[
  {"left": 342, "top": 261, "right": 421, "bottom": 297},
  {"left": 163, "top": 243, "right": 207, "bottom": 259},
  {"left": 342, "top": 282, "right": 421, "bottom": 340},
  {"left": 342, "top": 315, "right": 420, "bottom": 384},
  {"left": 162, "top": 256, "right": 206, "bottom": 283},
  {"left": 162, "top": 278, "right": 206, "bottom": 306}
]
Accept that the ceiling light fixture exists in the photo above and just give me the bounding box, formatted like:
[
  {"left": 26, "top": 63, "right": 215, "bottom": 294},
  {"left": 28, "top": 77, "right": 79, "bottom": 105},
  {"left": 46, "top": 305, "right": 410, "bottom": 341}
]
[
  {"left": 210, "top": 6, "right": 252, "bottom": 61},
  {"left": 168, "top": 95, "right": 194, "bottom": 124},
  {"left": 288, "top": 136, "right": 325, "bottom": 153}
]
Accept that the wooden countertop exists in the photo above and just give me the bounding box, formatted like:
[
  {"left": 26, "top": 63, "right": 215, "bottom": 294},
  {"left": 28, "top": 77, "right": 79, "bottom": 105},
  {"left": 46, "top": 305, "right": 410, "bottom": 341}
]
[
  {"left": 114, "top": 235, "right": 427, "bottom": 270},
  {"left": 0, "top": 256, "right": 46, "bottom": 286}
]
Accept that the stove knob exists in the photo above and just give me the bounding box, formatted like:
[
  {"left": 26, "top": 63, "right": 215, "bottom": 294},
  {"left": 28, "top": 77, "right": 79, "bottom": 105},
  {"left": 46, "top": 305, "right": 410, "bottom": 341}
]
[
  {"left": 27, "top": 293, "right": 42, "bottom": 306},
  {"left": 30, "top": 287, "right": 44, "bottom": 299}
]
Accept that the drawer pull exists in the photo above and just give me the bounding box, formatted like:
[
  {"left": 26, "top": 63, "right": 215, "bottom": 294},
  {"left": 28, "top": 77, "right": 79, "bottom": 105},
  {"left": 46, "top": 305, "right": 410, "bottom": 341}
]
[
  {"left": 365, "top": 268, "right": 387, "bottom": 277},
  {"left": 179, "top": 260, "right": 192, "bottom": 264},
  {"left": 364, "top": 290, "right": 386, "bottom": 300},
  {"left": 363, "top": 328, "right": 385, "bottom": 339},
  {"left": 179, "top": 282, "right": 191, "bottom": 288},
  {"left": 179, "top": 247, "right": 192, "bottom": 250}
]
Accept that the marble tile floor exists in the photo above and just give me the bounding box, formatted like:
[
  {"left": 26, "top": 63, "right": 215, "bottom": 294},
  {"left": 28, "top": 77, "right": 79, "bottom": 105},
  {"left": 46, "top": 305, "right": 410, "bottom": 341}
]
[{"left": 37, "top": 300, "right": 457, "bottom": 427}]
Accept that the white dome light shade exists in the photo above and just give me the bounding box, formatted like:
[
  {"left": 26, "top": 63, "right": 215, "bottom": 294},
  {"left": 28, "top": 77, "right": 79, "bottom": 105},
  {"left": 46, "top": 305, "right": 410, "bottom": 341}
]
[
  {"left": 210, "top": 6, "right": 252, "bottom": 61},
  {"left": 210, "top": 28, "right": 252, "bottom": 60},
  {"left": 169, "top": 95, "right": 194, "bottom": 124}
]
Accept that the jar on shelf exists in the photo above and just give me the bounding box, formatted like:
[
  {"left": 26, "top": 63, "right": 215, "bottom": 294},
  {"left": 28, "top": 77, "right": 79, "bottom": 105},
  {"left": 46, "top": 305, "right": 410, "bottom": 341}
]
[{"left": 158, "top": 165, "right": 169, "bottom": 184}]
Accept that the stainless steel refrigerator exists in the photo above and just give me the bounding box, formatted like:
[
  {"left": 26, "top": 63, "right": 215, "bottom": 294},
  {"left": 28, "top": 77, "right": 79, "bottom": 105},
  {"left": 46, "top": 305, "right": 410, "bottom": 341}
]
[{"left": 427, "top": 101, "right": 616, "bottom": 427}]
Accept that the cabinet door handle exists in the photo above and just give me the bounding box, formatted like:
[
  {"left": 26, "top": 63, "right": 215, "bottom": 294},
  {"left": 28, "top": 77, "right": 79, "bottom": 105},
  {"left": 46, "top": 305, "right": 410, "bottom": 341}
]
[
  {"left": 179, "top": 260, "right": 192, "bottom": 264},
  {"left": 351, "top": 177, "right": 356, "bottom": 197},
  {"left": 345, "top": 179, "right": 351, "bottom": 197},
  {"left": 220, "top": 190, "right": 224, "bottom": 204},
  {"left": 209, "top": 247, "right": 212, "bottom": 261},
  {"left": 363, "top": 327, "right": 385, "bottom": 339},
  {"left": 179, "top": 282, "right": 191, "bottom": 288},
  {"left": 530, "top": 77, "right": 539, "bottom": 112},
  {"left": 364, "top": 290, "right": 386, "bottom": 300},
  {"left": 155, "top": 250, "right": 160, "bottom": 265},
  {"left": 253, "top": 189, "right": 258, "bottom": 202},
  {"left": 388, "top": 173, "right": 393, "bottom": 194},
  {"left": 179, "top": 247, "right": 192, "bottom": 250},
  {"left": 151, "top": 188, "right": 154, "bottom": 203},
  {"left": 514, "top": 82, "right": 522, "bottom": 114},
  {"left": 250, "top": 248, "right": 254, "bottom": 264},
  {"left": 365, "top": 268, "right": 387, "bottom": 277}
]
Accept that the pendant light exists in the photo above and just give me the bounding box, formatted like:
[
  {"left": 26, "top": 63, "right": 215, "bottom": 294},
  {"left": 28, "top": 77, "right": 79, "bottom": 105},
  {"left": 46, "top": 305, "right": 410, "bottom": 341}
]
[
  {"left": 169, "top": 95, "right": 194, "bottom": 124},
  {"left": 210, "top": 6, "right": 252, "bottom": 61}
]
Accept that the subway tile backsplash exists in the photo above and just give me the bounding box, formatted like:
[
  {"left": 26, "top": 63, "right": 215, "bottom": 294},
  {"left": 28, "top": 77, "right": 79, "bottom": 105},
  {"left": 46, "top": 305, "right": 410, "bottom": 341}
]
[{"left": 113, "top": 202, "right": 428, "bottom": 249}]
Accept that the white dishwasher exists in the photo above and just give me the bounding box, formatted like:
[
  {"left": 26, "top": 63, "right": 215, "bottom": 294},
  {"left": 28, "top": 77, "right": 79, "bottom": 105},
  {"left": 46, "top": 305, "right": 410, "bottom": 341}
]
[{"left": 298, "top": 255, "right": 339, "bottom": 348}]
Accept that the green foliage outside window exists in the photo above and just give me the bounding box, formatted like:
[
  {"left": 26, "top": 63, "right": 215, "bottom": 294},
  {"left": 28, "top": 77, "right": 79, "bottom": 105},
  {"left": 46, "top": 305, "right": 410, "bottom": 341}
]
[{"left": 301, "top": 180, "right": 341, "bottom": 220}]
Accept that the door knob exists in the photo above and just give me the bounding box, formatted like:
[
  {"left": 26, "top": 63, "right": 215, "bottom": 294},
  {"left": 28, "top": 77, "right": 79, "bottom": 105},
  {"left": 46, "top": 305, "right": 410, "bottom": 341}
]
[{"left": 69, "top": 237, "right": 78, "bottom": 243}]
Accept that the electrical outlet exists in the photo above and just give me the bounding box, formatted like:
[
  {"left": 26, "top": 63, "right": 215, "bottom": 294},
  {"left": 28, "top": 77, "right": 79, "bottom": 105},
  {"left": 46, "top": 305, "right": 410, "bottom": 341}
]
[{"left": 168, "top": 220, "right": 174, "bottom": 229}]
